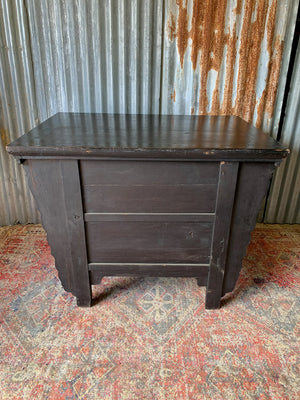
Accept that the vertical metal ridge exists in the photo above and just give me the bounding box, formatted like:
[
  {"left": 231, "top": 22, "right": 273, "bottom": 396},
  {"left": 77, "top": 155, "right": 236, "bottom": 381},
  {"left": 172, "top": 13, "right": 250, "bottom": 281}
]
[
  {"left": 264, "top": 39, "right": 300, "bottom": 223},
  {"left": 0, "top": 0, "right": 298, "bottom": 225},
  {"left": 161, "top": 0, "right": 298, "bottom": 133},
  {"left": 0, "top": 0, "right": 41, "bottom": 225}
]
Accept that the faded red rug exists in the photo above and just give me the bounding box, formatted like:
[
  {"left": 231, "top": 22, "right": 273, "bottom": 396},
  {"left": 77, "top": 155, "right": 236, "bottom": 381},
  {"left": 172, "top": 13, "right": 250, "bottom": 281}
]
[{"left": 0, "top": 224, "right": 299, "bottom": 399}]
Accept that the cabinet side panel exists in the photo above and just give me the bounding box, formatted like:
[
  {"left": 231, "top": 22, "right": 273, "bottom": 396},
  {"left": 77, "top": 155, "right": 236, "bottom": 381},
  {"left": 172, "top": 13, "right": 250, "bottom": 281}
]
[
  {"left": 60, "top": 160, "right": 91, "bottom": 305},
  {"left": 222, "top": 162, "right": 276, "bottom": 296},
  {"left": 23, "top": 159, "right": 91, "bottom": 304},
  {"left": 23, "top": 159, "right": 72, "bottom": 291},
  {"left": 205, "top": 162, "right": 239, "bottom": 309}
]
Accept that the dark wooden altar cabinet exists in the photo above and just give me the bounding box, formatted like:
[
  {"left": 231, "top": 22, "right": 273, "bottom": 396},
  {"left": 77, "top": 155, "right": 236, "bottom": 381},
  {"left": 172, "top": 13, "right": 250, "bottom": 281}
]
[{"left": 7, "top": 113, "right": 289, "bottom": 309}]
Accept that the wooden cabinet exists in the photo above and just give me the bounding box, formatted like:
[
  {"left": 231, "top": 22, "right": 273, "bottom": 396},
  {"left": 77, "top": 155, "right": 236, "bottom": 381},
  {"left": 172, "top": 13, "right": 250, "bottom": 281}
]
[{"left": 7, "top": 113, "right": 289, "bottom": 309}]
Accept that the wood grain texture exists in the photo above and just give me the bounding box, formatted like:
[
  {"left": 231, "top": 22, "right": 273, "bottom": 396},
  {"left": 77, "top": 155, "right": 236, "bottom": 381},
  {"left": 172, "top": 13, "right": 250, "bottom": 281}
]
[
  {"left": 89, "top": 263, "right": 209, "bottom": 285},
  {"left": 23, "top": 160, "right": 71, "bottom": 290},
  {"left": 205, "top": 162, "right": 239, "bottom": 309},
  {"left": 81, "top": 160, "right": 218, "bottom": 213},
  {"left": 85, "top": 221, "right": 213, "bottom": 264},
  {"left": 60, "top": 161, "right": 92, "bottom": 306},
  {"left": 23, "top": 159, "right": 91, "bottom": 306},
  {"left": 84, "top": 213, "right": 215, "bottom": 222},
  {"left": 7, "top": 113, "right": 289, "bottom": 160},
  {"left": 83, "top": 184, "right": 217, "bottom": 213},
  {"left": 80, "top": 160, "right": 220, "bottom": 185},
  {"left": 222, "top": 162, "right": 276, "bottom": 297},
  {"left": 9, "top": 113, "right": 288, "bottom": 309}
]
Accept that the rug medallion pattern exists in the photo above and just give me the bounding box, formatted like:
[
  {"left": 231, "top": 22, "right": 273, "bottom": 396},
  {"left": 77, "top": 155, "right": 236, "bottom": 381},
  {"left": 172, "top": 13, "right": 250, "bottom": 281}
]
[{"left": 0, "top": 224, "right": 299, "bottom": 399}]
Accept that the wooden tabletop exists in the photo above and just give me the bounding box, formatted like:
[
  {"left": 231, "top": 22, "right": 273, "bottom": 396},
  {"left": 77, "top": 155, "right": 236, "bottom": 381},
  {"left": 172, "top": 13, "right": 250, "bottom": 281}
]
[{"left": 7, "top": 113, "right": 289, "bottom": 160}]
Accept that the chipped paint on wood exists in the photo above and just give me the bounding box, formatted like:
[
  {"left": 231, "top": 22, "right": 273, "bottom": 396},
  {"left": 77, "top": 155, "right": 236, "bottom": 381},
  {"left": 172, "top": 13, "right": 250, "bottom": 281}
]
[{"left": 167, "top": 0, "right": 285, "bottom": 129}]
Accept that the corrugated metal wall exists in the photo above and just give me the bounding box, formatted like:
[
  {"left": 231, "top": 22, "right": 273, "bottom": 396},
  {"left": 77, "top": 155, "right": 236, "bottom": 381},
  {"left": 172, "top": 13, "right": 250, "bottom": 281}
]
[
  {"left": 0, "top": 0, "right": 299, "bottom": 226},
  {"left": 162, "top": 0, "right": 292, "bottom": 133},
  {"left": 0, "top": 0, "right": 164, "bottom": 225},
  {"left": 0, "top": 0, "right": 40, "bottom": 225},
  {"left": 264, "top": 39, "right": 300, "bottom": 223}
]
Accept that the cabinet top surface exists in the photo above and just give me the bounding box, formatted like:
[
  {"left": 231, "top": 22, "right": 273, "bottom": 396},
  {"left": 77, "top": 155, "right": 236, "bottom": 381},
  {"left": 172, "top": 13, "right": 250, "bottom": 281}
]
[{"left": 7, "top": 113, "right": 288, "bottom": 160}]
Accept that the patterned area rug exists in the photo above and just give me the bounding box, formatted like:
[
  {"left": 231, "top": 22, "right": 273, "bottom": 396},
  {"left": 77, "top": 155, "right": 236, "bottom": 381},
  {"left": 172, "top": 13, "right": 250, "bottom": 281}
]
[{"left": 0, "top": 224, "right": 299, "bottom": 399}]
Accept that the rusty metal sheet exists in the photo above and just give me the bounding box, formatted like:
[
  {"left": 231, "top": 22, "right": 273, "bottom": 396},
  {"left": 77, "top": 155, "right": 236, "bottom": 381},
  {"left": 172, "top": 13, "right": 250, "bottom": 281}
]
[
  {"left": 161, "top": 0, "right": 295, "bottom": 133},
  {"left": 0, "top": 0, "right": 40, "bottom": 225},
  {"left": 0, "top": 0, "right": 299, "bottom": 225},
  {"left": 0, "top": 0, "right": 163, "bottom": 225}
]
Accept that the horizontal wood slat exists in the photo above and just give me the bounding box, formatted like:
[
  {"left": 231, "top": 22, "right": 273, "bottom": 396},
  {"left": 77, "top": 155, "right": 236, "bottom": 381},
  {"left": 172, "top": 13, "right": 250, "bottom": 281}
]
[
  {"left": 89, "top": 263, "right": 209, "bottom": 285},
  {"left": 85, "top": 221, "right": 213, "bottom": 263},
  {"left": 83, "top": 184, "right": 217, "bottom": 213},
  {"left": 89, "top": 262, "right": 210, "bottom": 268},
  {"left": 84, "top": 213, "right": 215, "bottom": 222},
  {"left": 80, "top": 160, "right": 220, "bottom": 185}
]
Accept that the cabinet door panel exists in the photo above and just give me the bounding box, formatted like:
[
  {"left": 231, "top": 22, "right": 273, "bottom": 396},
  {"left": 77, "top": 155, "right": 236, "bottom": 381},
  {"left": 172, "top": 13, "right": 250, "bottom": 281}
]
[{"left": 86, "top": 221, "right": 213, "bottom": 264}]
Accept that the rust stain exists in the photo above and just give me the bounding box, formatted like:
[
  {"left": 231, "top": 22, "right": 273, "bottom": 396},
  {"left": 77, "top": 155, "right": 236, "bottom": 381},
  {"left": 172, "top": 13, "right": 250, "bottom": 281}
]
[
  {"left": 256, "top": 0, "right": 283, "bottom": 128},
  {"left": 197, "top": 0, "right": 214, "bottom": 114},
  {"left": 220, "top": 32, "right": 237, "bottom": 115},
  {"left": 171, "top": 0, "right": 235, "bottom": 114},
  {"left": 256, "top": 35, "right": 284, "bottom": 128},
  {"left": 230, "top": 0, "right": 255, "bottom": 119},
  {"left": 256, "top": 89, "right": 267, "bottom": 129},
  {"left": 239, "top": 0, "right": 270, "bottom": 122},
  {"left": 191, "top": 107, "right": 195, "bottom": 115},
  {"left": 168, "top": 13, "right": 177, "bottom": 41},
  {"left": 239, "top": 0, "right": 281, "bottom": 126},
  {"left": 168, "top": 0, "right": 282, "bottom": 127},
  {"left": 233, "top": 0, "right": 243, "bottom": 16},
  {"left": 265, "top": 37, "right": 284, "bottom": 117},
  {"left": 221, "top": 0, "right": 243, "bottom": 115},
  {"left": 176, "top": 0, "right": 189, "bottom": 68},
  {"left": 266, "top": 0, "right": 278, "bottom": 54},
  {"left": 209, "top": 0, "right": 228, "bottom": 115},
  {"left": 170, "top": 89, "right": 176, "bottom": 102},
  {"left": 1, "top": 128, "right": 10, "bottom": 147},
  {"left": 189, "top": 0, "right": 205, "bottom": 70}
]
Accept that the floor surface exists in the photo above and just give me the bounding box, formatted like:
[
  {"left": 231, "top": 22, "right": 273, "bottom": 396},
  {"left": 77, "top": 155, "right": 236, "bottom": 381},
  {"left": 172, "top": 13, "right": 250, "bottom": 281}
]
[{"left": 0, "top": 224, "right": 299, "bottom": 399}]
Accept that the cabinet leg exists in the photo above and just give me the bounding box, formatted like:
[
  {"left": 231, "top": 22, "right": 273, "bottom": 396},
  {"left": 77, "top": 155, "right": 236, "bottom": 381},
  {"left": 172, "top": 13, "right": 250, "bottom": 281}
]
[
  {"left": 196, "top": 277, "right": 206, "bottom": 287},
  {"left": 76, "top": 297, "right": 92, "bottom": 307},
  {"left": 205, "top": 289, "right": 221, "bottom": 309},
  {"left": 76, "top": 289, "right": 92, "bottom": 307}
]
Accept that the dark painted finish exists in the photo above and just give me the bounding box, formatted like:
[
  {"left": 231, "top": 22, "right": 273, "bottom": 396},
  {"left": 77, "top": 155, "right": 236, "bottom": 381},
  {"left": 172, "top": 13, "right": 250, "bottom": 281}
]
[
  {"left": 83, "top": 213, "right": 215, "bottom": 223},
  {"left": 89, "top": 263, "right": 209, "bottom": 285},
  {"left": 205, "top": 162, "right": 239, "bottom": 309},
  {"left": 23, "top": 160, "right": 73, "bottom": 291},
  {"left": 83, "top": 184, "right": 217, "bottom": 213},
  {"left": 222, "top": 162, "right": 277, "bottom": 296},
  {"left": 81, "top": 160, "right": 218, "bottom": 213},
  {"left": 85, "top": 220, "right": 213, "bottom": 264},
  {"left": 7, "top": 113, "right": 289, "bottom": 160},
  {"left": 23, "top": 160, "right": 92, "bottom": 306},
  {"left": 7, "top": 113, "right": 289, "bottom": 309},
  {"left": 80, "top": 160, "right": 220, "bottom": 185}
]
